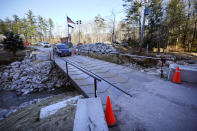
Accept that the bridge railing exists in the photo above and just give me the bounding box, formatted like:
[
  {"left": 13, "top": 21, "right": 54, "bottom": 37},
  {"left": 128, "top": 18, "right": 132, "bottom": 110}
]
[
  {"left": 63, "top": 58, "right": 133, "bottom": 97},
  {"left": 62, "top": 59, "right": 101, "bottom": 98}
]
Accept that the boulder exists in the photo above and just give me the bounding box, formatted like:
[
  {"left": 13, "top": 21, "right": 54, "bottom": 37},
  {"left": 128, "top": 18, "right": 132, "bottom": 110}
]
[
  {"left": 13, "top": 73, "right": 20, "bottom": 80},
  {"left": 10, "top": 61, "right": 21, "bottom": 68},
  {"left": 2, "top": 72, "right": 9, "bottom": 78},
  {"left": 24, "top": 84, "right": 31, "bottom": 89},
  {"left": 10, "top": 84, "right": 17, "bottom": 91},
  {"left": 21, "top": 89, "right": 31, "bottom": 95},
  {"left": 20, "top": 76, "right": 28, "bottom": 82},
  {"left": 14, "top": 79, "right": 23, "bottom": 85}
]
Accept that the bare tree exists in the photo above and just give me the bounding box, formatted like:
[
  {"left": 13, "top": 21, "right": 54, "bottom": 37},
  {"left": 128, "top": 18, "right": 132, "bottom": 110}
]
[{"left": 108, "top": 10, "right": 117, "bottom": 43}]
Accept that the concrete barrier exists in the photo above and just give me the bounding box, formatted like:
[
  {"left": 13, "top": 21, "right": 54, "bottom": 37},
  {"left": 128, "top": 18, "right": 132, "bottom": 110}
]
[
  {"left": 73, "top": 98, "right": 108, "bottom": 131},
  {"left": 168, "top": 64, "right": 197, "bottom": 83}
]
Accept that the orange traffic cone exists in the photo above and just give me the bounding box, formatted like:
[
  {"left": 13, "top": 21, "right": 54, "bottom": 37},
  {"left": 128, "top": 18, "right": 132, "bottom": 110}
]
[
  {"left": 105, "top": 96, "right": 116, "bottom": 126},
  {"left": 173, "top": 66, "right": 181, "bottom": 83}
]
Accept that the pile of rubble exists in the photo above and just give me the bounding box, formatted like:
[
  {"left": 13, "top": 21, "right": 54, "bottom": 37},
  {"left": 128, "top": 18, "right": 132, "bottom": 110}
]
[
  {"left": 0, "top": 58, "right": 66, "bottom": 95},
  {"left": 78, "top": 43, "right": 116, "bottom": 53}
]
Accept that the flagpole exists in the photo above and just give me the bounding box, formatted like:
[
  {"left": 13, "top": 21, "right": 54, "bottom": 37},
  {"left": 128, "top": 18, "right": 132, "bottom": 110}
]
[
  {"left": 68, "top": 26, "right": 70, "bottom": 43},
  {"left": 67, "top": 15, "right": 69, "bottom": 43},
  {"left": 67, "top": 16, "right": 75, "bottom": 43}
]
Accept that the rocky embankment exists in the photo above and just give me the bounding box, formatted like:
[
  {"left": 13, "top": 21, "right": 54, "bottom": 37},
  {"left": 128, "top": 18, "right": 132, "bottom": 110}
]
[
  {"left": 78, "top": 43, "right": 116, "bottom": 53},
  {"left": 0, "top": 57, "right": 66, "bottom": 96},
  {"left": 0, "top": 49, "right": 75, "bottom": 121}
]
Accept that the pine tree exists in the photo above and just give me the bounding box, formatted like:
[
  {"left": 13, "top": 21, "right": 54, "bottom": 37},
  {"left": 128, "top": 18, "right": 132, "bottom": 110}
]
[
  {"left": 148, "top": 0, "right": 164, "bottom": 53},
  {"left": 191, "top": 0, "right": 197, "bottom": 50},
  {"left": 123, "top": 0, "right": 144, "bottom": 43},
  {"left": 48, "top": 18, "right": 54, "bottom": 41},
  {"left": 37, "top": 15, "right": 44, "bottom": 41},
  {"left": 26, "top": 10, "right": 37, "bottom": 44},
  {"left": 12, "top": 14, "right": 20, "bottom": 34},
  {"left": 5, "top": 17, "right": 12, "bottom": 32},
  {"left": 0, "top": 19, "right": 8, "bottom": 34},
  {"left": 37, "top": 16, "right": 48, "bottom": 41},
  {"left": 21, "top": 18, "right": 29, "bottom": 43},
  {"left": 3, "top": 32, "right": 25, "bottom": 55},
  {"left": 94, "top": 14, "right": 105, "bottom": 42},
  {"left": 165, "top": 0, "right": 186, "bottom": 46}
]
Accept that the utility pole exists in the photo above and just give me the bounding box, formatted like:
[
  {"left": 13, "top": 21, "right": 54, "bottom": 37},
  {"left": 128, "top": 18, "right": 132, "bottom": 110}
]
[
  {"left": 76, "top": 20, "right": 82, "bottom": 43},
  {"left": 139, "top": 0, "right": 149, "bottom": 52},
  {"left": 67, "top": 27, "right": 70, "bottom": 42}
]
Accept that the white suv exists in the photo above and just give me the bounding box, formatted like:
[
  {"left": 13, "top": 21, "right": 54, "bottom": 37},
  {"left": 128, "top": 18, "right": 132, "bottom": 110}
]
[{"left": 43, "top": 42, "right": 51, "bottom": 48}]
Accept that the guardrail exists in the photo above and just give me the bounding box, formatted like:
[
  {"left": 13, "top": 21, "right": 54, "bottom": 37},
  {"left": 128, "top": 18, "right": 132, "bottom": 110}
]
[
  {"left": 62, "top": 59, "right": 101, "bottom": 97},
  {"left": 63, "top": 58, "right": 133, "bottom": 97}
]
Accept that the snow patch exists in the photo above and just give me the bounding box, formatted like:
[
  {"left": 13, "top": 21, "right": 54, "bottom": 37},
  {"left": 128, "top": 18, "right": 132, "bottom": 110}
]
[{"left": 39, "top": 95, "right": 82, "bottom": 119}]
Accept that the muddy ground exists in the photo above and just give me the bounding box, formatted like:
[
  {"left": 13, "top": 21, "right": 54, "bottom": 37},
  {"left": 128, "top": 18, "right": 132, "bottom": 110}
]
[{"left": 0, "top": 91, "right": 80, "bottom": 131}]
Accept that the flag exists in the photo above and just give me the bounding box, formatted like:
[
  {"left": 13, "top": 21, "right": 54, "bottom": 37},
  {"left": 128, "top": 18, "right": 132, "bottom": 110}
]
[
  {"left": 68, "top": 24, "right": 74, "bottom": 28},
  {"left": 67, "top": 16, "right": 75, "bottom": 24}
]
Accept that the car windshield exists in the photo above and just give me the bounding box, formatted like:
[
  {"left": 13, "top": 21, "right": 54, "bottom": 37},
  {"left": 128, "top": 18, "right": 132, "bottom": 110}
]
[{"left": 57, "top": 44, "right": 69, "bottom": 49}]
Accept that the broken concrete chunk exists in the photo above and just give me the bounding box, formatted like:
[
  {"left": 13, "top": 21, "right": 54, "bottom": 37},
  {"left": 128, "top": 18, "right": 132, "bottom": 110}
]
[{"left": 73, "top": 98, "right": 108, "bottom": 131}]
